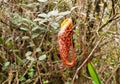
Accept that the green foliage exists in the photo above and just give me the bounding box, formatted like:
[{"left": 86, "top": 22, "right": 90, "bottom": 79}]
[
  {"left": 0, "top": 0, "right": 120, "bottom": 84},
  {"left": 0, "top": 37, "right": 3, "bottom": 44},
  {"left": 19, "top": 75, "right": 26, "bottom": 82},
  {"left": 65, "top": 81, "right": 71, "bottom": 84},
  {"left": 39, "top": 54, "right": 47, "bottom": 61},
  {"left": 43, "top": 80, "right": 49, "bottom": 84},
  {"left": 38, "top": 0, "right": 48, "bottom": 3},
  {"left": 87, "top": 62, "right": 102, "bottom": 84},
  {"left": 20, "top": 27, "right": 29, "bottom": 31},
  {"left": 2, "top": 61, "right": 10, "bottom": 71},
  {"left": 34, "top": 9, "right": 71, "bottom": 30},
  {"left": 28, "top": 66, "right": 35, "bottom": 78},
  {"left": 16, "top": 55, "right": 23, "bottom": 65},
  {"left": 5, "top": 37, "right": 13, "bottom": 49}
]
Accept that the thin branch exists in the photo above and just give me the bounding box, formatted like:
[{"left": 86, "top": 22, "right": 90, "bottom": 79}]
[
  {"left": 72, "top": 17, "right": 117, "bottom": 83},
  {"left": 98, "top": 14, "right": 120, "bottom": 32},
  {"left": 111, "top": 0, "right": 115, "bottom": 15},
  {"left": 105, "top": 64, "right": 120, "bottom": 84},
  {"left": 72, "top": 36, "right": 104, "bottom": 84}
]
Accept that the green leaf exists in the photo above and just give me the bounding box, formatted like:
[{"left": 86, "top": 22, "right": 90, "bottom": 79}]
[
  {"left": 36, "top": 48, "right": 41, "bottom": 52},
  {"left": 71, "top": 6, "right": 78, "bottom": 11},
  {"left": 51, "top": 22, "right": 59, "bottom": 29},
  {"left": 56, "top": 16, "right": 63, "bottom": 20},
  {"left": 25, "top": 51, "right": 32, "bottom": 56},
  {"left": 58, "top": 11, "right": 71, "bottom": 16},
  {"left": 26, "top": 56, "right": 35, "bottom": 61},
  {"left": 38, "top": 0, "right": 48, "bottom": 2},
  {"left": 29, "top": 67, "right": 35, "bottom": 72},
  {"left": 2, "top": 61, "right": 10, "bottom": 71},
  {"left": 34, "top": 18, "right": 43, "bottom": 21},
  {"left": 4, "top": 61, "right": 10, "bottom": 67},
  {"left": 5, "top": 37, "right": 12, "bottom": 44},
  {"left": 39, "top": 54, "right": 47, "bottom": 61},
  {"left": 34, "top": 18, "right": 48, "bottom": 24},
  {"left": 0, "top": 37, "right": 3, "bottom": 44},
  {"left": 28, "top": 71, "right": 34, "bottom": 78},
  {"left": 5, "top": 37, "right": 12, "bottom": 49},
  {"left": 20, "top": 27, "right": 29, "bottom": 31},
  {"left": 99, "top": 31, "right": 104, "bottom": 35},
  {"left": 13, "top": 49, "right": 20, "bottom": 52},
  {"left": 65, "top": 81, "right": 71, "bottom": 84},
  {"left": 16, "top": 55, "right": 23, "bottom": 65},
  {"left": 32, "top": 26, "right": 41, "bottom": 31},
  {"left": 19, "top": 75, "right": 26, "bottom": 81},
  {"left": 87, "top": 62, "right": 102, "bottom": 84},
  {"left": 27, "top": 42, "right": 35, "bottom": 48},
  {"left": 48, "top": 10, "right": 59, "bottom": 16},
  {"left": 22, "top": 36, "right": 30, "bottom": 40},
  {"left": 43, "top": 80, "right": 49, "bottom": 84},
  {"left": 38, "top": 13, "right": 48, "bottom": 18},
  {"left": 32, "top": 33, "right": 39, "bottom": 39}
]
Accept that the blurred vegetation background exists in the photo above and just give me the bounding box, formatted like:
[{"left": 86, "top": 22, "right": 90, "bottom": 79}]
[{"left": 0, "top": 0, "right": 120, "bottom": 84}]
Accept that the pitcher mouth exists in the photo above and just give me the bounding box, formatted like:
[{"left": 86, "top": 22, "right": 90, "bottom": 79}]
[{"left": 61, "top": 18, "right": 72, "bottom": 29}]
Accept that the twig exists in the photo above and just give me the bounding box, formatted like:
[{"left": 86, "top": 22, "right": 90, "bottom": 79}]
[
  {"left": 72, "top": 16, "right": 118, "bottom": 83},
  {"left": 36, "top": 61, "right": 42, "bottom": 84},
  {"left": 98, "top": 14, "right": 120, "bottom": 32},
  {"left": 105, "top": 64, "right": 120, "bottom": 84},
  {"left": 22, "top": 61, "right": 34, "bottom": 77},
  {"left": 72, "top": 36, "right": 104, "bottom": 84},
  {"left": 38, "top": 24, "right": 50, "bottom": 48},
  {"left": 111, "top": 0, "right": 115, "bottom": 15}
]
